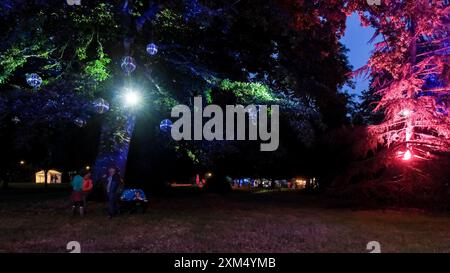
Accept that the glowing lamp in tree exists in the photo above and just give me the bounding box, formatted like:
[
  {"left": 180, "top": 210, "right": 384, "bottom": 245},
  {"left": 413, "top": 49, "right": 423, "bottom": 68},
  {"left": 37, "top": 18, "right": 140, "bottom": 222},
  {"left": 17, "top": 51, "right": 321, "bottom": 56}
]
[
  {"left": 401, "top": 109, "right": 412, "bottom": 117},
  {"left": 26, "top": 73, "right": 42, "bottom": 89},
  {"left": 123, "top": 89, "right": 141, "bottom": 107},
  {"left": 146, "top": 43, "right": 158, "bottom": 56},
  {"left": 121, "top": 56, "right": 136, "bottom": 75},
  {"left": 402, "top": 150, "right": 412, "bottom": 161}
]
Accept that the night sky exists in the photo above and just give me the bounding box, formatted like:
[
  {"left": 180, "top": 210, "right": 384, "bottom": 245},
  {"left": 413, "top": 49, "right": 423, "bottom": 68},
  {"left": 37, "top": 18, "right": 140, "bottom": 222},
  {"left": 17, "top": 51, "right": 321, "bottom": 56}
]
[{"left": 340, "top": 13, "right": 380, "bottom": 97}]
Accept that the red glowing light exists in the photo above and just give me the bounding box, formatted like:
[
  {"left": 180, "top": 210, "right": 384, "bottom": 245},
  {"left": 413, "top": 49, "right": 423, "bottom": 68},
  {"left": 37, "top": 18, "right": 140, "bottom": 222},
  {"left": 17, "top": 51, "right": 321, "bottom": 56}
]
[{"left": 403, "top": 150, "right": 412, "bottom": 161}]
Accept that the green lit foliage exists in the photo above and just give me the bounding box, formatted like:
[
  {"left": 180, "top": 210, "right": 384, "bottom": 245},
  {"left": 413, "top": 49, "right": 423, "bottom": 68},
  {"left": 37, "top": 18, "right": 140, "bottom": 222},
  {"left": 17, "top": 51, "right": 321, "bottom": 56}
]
[
  {"left": 186, "top": 149, "right": 200, "bottom": 164},
  {"left": 68, "top": 3, "right": 117, "bottom": 83},
  {"left": 70, "top": 2, "right": 115, "bottom": 28},
  {"left": 0, "top": 46, "right": 30, "bottom": 84},
  {"left": 75, "top": 35, "right": 92, "bottom": 61},
  {"left": 154, "top": 8, "right": 187, "bottom": 33},
  {"left": 0, "top": 25, "right": 53, "bottom": 84},
  {"left": 83, "top": 43, "right": 111, "bottom": 82},
  {"left": 153, "top": 97, "right": 180, "bottom": 109},
  {"left": 204, "top": 88, "right": 213, "bottom": 104},
  {"left": 174, "top": 145, "right": 200, "bottom": 164},
  {"left": 0, "top": 0, "right": 354, "bottom": 180},
  {"left": 218, "top": 79, "right": 278, "bottom": 104}
]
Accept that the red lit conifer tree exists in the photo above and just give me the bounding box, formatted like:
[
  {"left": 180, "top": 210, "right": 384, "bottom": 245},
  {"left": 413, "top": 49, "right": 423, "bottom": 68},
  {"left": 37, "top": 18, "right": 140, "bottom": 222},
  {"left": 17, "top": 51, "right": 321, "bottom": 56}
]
[
  {"left": 336, "top": 0, "right": 450, "bottom": 205},
  {"left": 357, "top": 0, "right": 450, "bottom": 162}
]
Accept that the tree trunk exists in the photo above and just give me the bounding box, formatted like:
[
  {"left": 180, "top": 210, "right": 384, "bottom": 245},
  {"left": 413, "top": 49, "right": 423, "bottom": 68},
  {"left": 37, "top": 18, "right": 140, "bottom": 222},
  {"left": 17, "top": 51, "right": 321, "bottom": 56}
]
[{"left": 93, "top": 113, "right": 136, "bottom": 181}]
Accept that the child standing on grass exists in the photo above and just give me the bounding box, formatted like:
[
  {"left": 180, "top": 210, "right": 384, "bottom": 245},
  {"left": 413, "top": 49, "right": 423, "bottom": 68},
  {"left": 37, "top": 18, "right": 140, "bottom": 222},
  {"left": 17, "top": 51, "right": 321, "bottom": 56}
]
[
  {"left": 82, "top": 171, "right": 93, "bottom": 209},
  {"left": 71, "top": 171, "right": 84, "bottom": 217}
]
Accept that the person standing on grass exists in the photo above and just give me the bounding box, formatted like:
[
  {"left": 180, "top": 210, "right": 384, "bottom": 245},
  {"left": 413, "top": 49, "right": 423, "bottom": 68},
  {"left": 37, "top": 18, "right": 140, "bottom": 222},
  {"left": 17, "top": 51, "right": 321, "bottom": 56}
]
[
  {"left": 102, "top": 166, "right": 122, "bottom": 218},
  {"left": 82, "top": 170, "right": 93, "bottom": 209},
  {"left": 70, "top": 171, "right": 84, "bottom": 217}
]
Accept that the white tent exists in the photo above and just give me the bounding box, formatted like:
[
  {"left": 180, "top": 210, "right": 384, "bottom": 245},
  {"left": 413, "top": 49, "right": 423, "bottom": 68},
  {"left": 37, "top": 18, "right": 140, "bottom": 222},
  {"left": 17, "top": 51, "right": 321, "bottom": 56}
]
[{"left": 35, "top": 170, "right": 62, "bottom": 184}]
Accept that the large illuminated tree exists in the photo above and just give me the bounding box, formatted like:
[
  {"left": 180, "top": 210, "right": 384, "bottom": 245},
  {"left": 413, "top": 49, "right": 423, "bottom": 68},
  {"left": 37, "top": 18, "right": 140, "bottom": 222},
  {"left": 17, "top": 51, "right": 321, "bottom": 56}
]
[
  {"left": 0, "top": 0, "right": 352, "bottom": 184},
  {"left": 352, "top": 0, "right": 450, "bottom": 161},
  {"left": 334, "top": 0, "right": 450, "bottom": 204}
]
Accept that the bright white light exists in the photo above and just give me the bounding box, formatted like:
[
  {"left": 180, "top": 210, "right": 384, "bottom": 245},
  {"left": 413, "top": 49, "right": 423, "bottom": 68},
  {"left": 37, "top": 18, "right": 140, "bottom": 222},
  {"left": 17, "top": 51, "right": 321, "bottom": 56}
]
[
  {"left": 403, "top": 150, "right": 412, "bottom": 161},
  {"left": 123, "top": 89, "right": 141, "bottom": 107},
  {"left": 401, "top": 109, "right": 411, "bottom": 117}
]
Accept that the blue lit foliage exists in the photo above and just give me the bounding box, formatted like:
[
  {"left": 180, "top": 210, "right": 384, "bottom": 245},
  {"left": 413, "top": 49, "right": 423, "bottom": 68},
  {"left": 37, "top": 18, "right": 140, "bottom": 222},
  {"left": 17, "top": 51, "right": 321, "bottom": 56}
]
[
  {"left": 0, "top": 0, "right": 354, "bottom": 178},
  {"left": 0, "top": 96, "right": 7, "bottom": 127},
  {"left": 93, "top": 114, "right": 136, "bottom": 180},
  {"left": 416, "top": 66, "right": 449, "bottom": 117},
  {"left": 135, "top": 3, "right": 160, "bottom": 31},
  {"left": 0, "top": 0, "right": 13, "bottom": 16},
  {"left": 184, "top": 0, "right": 203, "bottom": 21},
  {"left": 7, "top": 86, "right": 91, "bottom": 130}
]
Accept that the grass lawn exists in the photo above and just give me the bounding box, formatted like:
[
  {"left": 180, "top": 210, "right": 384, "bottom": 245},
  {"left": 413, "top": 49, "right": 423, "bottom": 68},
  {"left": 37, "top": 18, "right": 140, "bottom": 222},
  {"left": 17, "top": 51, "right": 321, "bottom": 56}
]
[{"left": 1, "top": 188, "right": 450, "bottom": 253}]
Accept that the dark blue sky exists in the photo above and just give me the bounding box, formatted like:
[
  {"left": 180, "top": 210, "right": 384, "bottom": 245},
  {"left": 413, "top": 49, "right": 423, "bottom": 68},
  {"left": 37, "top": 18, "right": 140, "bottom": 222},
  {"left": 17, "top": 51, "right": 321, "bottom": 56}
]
[{"left": 340, "top": 13, "right": 379, "bottom": 97}]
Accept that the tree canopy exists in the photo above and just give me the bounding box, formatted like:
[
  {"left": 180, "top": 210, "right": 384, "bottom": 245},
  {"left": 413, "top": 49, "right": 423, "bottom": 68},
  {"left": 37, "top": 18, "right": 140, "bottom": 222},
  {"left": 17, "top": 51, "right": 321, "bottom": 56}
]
[{"left": 1, "top": 0, "right": 353, "bottom": 184}]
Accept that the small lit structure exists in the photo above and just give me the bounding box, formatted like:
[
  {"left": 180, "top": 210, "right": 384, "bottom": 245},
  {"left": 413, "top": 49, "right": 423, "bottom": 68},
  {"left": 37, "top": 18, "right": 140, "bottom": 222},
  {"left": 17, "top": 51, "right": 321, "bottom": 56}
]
[
  {"left": 294, "top": 178, "right": 307, "bottom": 189},
  {"left": 230, "top": 177, "right": 318, "bottom": 190},
  {"left": 35, "top": 170, "right": 62, "bottom": 184}
]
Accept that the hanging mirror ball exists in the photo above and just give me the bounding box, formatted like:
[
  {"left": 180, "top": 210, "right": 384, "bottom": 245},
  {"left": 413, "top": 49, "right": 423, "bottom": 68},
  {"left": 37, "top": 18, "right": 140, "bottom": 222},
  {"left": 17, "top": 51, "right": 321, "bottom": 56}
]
[
  {"left": 159, "top": 119, "right": 173, "bottom": 133},
  {"left": 146, "top": 43, "right": 158, "bottom": 56},
  {"left": 93, "top": 98, "right": 110, "bottom": 114},
  {"left": 11, "top": 116, "right": 21, "bottom": 124},
  {"left": 26, "top": 73, "right": 42, "bottom": 88},
  {"left": 74, "top": 117, "right": 87, "bottom": 128},
  {"left": 121, "top": 56, "right": 136, "bottom": 75}
]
